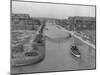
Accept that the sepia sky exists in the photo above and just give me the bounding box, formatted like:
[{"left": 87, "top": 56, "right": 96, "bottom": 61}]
[{"left": 12, "top": 1, "right": 95, "bottom": 19}]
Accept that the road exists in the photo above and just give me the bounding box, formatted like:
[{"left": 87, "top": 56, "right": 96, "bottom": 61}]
[
  {"left": 12, "top": 23, "right": 95, "bottom": 74},
  {"left": 55, "top": 25, "right": 95, "bottom": 49}
]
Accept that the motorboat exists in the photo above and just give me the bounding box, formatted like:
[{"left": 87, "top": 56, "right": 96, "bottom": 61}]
[{"left": 70, "top": 45, "right": 81, "bottom": 58}]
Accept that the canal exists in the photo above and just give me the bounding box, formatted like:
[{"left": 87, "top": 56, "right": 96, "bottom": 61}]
[{"left": 11, "top": 23, "right": 95, "bottom": 74}]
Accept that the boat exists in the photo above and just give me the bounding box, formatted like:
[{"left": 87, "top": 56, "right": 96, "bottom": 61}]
[{"left": 70, "top": 45, "right": 81, "bottom": 58}]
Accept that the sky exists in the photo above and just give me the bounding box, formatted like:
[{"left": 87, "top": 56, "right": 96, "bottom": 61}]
[{"left": 12, "top": 1, "right": 95, "bottom": 19}]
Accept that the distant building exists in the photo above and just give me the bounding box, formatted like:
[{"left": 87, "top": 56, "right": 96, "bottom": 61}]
[
  {"left": 45, "top": 19, "right": 56, "bottom": 25},
  {"left": 11, "top": 13, "right": 34, "bottom": 30},
  {"left": 11, "top": 13, "right": 43, "bottom": 30},
  {"left": 68, "top": 16, "right": 96, "bottom": 31}
]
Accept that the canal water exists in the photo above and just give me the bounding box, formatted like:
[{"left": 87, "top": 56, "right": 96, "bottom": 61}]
[{"left": 11, "top": 24, "right": 95, "bottom": 74}]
